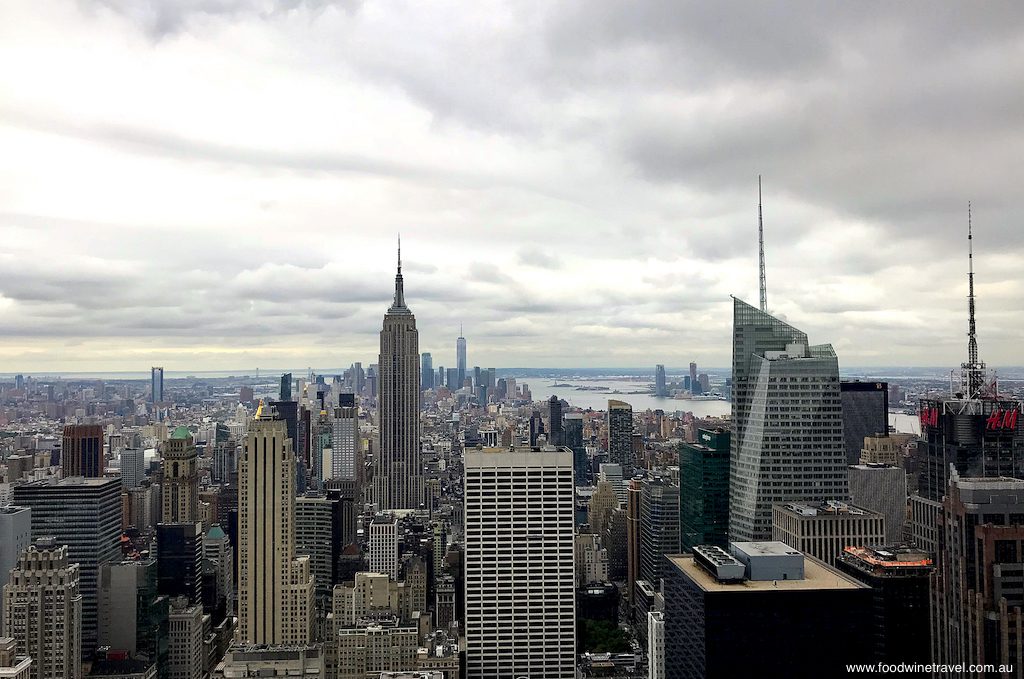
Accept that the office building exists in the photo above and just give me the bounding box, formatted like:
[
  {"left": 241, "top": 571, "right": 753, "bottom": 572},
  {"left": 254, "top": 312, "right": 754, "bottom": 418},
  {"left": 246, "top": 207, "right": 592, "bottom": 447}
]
[
  {"left": 678, "top": 428, "right": 730, "bottom": 551},
  {"left": 374, "top": 245, "right": 424, "bottom": 510},
  {"left": 237, "top": 406, "right": 315, "bottom": 646},
  {"left": 2, "top": 539, "right": 83, "bottom": 679},
  {"left": 161, "top": 428, "right": 198, "bottom": 524},
  {"left": 97, "top": 559, "right": 168, "bottom": 668},
  {"left": 639, "top": 476, "right": 680, "bottom": 585},
  {"left": 772, "top": 501, "right": 885, "bottom": 567},
  {"left": 729, "top": 298, "right": 849, "bottom": 542},
  {"left": 648, "top": 610, "right": 665, "bottom": 679},
  {"left": 663, "top": 543, "right": 870, "bottom": 678},
  {"left": 369, "top": 513, "right": 399, "bottom": 580},
  {"left": 848, "top": 464, "right": 907, "bottom": 543},
  {"left": 563, "top": 413, "right": 587, "bottom": 484},
  {"left": 574, "top": 533, "right": 609, "bottom": 586},
  {"left": 654, "top": 365, "right": 667, "bottom": 398},
  {"left": 120, "top": 449, "right": 146, "bottom": 491},
  {"left": 211, "top": 440, "right": 236, "bottom": 486},
  {"left": 420, "top": 353, "right": 433, "bottom": 390},
  {"left": 607, "top": 400, "right": 633, "bottom": 468},
  {"left": 156, "top": 523, "right": 203, "bottom": 605},
  {"left": 548, "top": 395, "right": 564, "bottom": 447},
  {"left": 151, "top": 367, "right": 164, "bottom": 404},
  {"left": 0, "top": 508, "right": 31, "bottom": 623},
  {"left": 13, "top": 477, "right": 121, "bottom": 657},
  {"left": 464, "top": 446, "right": 576, "bottom": 678},
  {"left": 860, "top": 433, "right": 914, "bottom": 466},
  {"left": 294, "top": 494, "right": 334, "bottom": 602},
  {"left": 166, "top": 598, "right": 204, "bottom": 679},
  {"left": 932, "top": 472, "right": 1024, "bottom": 671},
  {"left": 213, "top": 645, "right": 324, "bottom": 678},
  {"left": 840, "top": 381, "right": 889, "bottom": 465},
  {"left": 279, "top": 373, "right": 293, "bottom": 402},
  {"left": 626, "top": 479, "right": 641, "bottom": 606},
  {"left": 202, "top": 524, "right": 233, "bottom": 623},
  {"left": 456, "top": 331, "right": 467, "bottom": 388},
  {"left": 331, "top": 394, "right": 359, "bottom": 481},
  {"left": 336, "top": 619, "right": 419, "bottom": 678},
  {"left": 61, "top": 424, "right": 104, "bottom": 478},
  {"left": 835, "top": 545, "right": 933, "bottom": 666},
  {"left": 0, "top": 638, "right": 31, "bottom": 679},
  {"left": 599, "top": 463, "right": 627, "bottom": 506}
]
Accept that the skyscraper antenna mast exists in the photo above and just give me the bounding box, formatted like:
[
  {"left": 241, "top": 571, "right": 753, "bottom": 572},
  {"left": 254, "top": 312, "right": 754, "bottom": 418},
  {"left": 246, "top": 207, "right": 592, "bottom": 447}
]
[
  {"left": 758, "top": 175, "right": 768, "bottom": 312},
  {"left": 962, "top": 202, "right": 986, "bottom": 398}
]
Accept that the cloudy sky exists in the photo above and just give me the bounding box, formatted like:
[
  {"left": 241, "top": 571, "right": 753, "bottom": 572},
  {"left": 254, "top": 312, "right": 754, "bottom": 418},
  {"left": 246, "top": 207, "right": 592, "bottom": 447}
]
[{"left": 1, "top": 1, "right": 1022, "bottom": 373}]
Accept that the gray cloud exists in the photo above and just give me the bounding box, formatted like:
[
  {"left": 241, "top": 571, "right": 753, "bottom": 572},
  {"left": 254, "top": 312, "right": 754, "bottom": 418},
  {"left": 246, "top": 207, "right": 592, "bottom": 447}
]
[{"left": 1, "top": 1, "right": 1022, "bottom": 370}]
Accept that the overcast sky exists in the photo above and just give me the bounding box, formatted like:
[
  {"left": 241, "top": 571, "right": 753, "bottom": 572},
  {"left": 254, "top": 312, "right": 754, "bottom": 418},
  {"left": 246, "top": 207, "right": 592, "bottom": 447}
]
[{"left": 1, "top": 1, "right": 1022, "bottom": 373}]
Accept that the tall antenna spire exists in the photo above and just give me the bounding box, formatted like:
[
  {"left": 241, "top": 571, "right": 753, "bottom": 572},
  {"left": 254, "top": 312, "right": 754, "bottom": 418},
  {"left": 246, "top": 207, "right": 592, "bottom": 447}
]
[
  {"left": 390, "top": 234, "right": 407, "bottom": 311},
  {"left": 962, "top": 202, "right": 986, "bottom": 398},
  {"left": 758, "top": 175, "right": 768, "bottom": 312}
]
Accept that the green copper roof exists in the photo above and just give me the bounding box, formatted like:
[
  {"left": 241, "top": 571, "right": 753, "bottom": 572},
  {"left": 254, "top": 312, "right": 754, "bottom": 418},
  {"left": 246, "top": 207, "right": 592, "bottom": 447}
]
[
  {"left": 206, "top": 524, "right": 226, "bottom": 540},
  {"left": 171, "top": 426, "right": 191, "bottom": 440}
]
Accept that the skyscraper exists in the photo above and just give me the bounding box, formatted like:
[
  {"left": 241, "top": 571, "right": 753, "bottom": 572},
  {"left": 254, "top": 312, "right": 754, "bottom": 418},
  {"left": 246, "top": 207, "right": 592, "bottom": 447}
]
[
  {"left": 151, "top": 367, "right": 164, "bottom": 404},
  {"left": 839, "top": 381, "right": 889, "bottom": 465},
  {"left": 61, "top": 425, "right": 104, "bottom": 478},
  {"left": 689, "top": 362, "right": 697, "bottom": 393},
  {"left": 279, "top": 373, "right": 293, "bottom": 401},
  {"left": 464, "top": 446, "right": 576, "bottom": 678},
  {"left": 330, "top": 394, "right": 358, "bottom": 481},
  {"left": 161, "top": 427, "right": 198, "bottom": 524},
  {"left": 638, "top": 475, "right": 680, "bottom": 584},
  {"left": 931, "top": 472, "right": 1024, "bottom": 671},
  {"left": 655, "top": 365, "right": 667, "bottom": 398},
  {"left": 2, "top": 539, "right": 83, "bottom": 679},
  {"left": 237, "top": 405, "right": 315, "bottom": 646},
  {"left": 547, "top": 395, "right": 564, "bottom": 447},
  {"left": 374, "top": 243, "right": 423, "bottom": 510},
  {"left": 0, "top": 508, "right": 31, "bottom": 624},
  {"left": 13, "top": 478, "right": 121, "bottom": 658},
  {"left": 119, "top": 449, "right": 146, "bottom": 491},
  {"left": 420, "top": 352, "right": 434, "bottom": 390},
  {"left": 678, "top": 428, "right": 730, "bottom": 551},
  {"left": 607, "top": 400, "right": 633, "bottom": 468},
  {"left": 456, "top": 328, "right": 467, "bottom": 389},
  {"left": 729, "top": 298, "right": 848, "bottom": 542}
]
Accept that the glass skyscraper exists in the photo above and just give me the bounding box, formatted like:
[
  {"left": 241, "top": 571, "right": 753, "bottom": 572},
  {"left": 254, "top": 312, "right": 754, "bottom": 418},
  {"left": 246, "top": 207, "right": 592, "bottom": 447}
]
[{"left": 728, "top": 297, "right": 848, "bottom": 542}]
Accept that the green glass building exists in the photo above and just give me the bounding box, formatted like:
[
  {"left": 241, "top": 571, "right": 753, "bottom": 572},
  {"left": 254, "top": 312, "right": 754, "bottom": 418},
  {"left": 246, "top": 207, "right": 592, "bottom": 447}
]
[{"left": 679, "top": 428, "right": 730, "bottom": 551}]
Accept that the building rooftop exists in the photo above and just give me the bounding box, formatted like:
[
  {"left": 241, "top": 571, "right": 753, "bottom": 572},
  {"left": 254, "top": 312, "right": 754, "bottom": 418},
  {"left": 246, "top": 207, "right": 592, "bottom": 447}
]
[
  {"left": 776, "top": 500, "right": 874, "bottom": 517},
  {"left": 840, "top": 545, "right": 932, "bottom": 570},
  {"left": 670, "top": 553, "right": 867, "bottom": 592}
]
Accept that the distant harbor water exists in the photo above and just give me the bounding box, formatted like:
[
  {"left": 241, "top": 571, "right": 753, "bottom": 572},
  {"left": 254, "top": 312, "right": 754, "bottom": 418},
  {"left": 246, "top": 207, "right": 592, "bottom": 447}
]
[{"left": 528, "top": 377, "right": 921, "bottom": 435}]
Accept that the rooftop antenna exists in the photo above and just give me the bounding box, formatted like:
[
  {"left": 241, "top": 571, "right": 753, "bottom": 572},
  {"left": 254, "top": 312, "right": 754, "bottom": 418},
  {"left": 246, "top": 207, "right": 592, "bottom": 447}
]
[
  {"left": 758, "top": 175, "right": 768, "bottom": 312},
  {"left": 961, "top": 202, "right": 986, "bottom": 398},
  {"left": 397, "top": 233, "right": 402, "bottom": 274}
]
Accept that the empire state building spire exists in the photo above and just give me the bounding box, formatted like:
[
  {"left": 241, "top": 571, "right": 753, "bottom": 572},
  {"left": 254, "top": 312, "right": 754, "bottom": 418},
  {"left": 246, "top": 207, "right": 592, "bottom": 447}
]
[{"left": 390, "top": 234, "right": 408, "bottom": 312}]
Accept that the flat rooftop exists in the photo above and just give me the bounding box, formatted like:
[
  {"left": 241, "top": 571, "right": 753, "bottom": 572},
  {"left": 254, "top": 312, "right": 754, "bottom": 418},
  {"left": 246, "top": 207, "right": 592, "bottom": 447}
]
[{"left": 670, "top": 554, "right": 868, "bottom": 593}]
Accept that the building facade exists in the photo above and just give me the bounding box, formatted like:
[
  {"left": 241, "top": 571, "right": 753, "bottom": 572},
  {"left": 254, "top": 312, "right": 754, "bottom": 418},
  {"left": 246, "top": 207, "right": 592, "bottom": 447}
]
[
  {"left": 61, "top": 425, "right": 104, "bottom": 478},
  {"left": 607, "top": 400, "right": 633, "bottom": 469},
  {"left": 237, "top": 408, "right": 315, "bottom": 646},
  {"left": 771, "top": 501, "right": 885, "bottom": 567},
  {"left": 2, "top": 540, "right": 83, "bottom": 679},
  {"left": 464, "top": 447, "right": 576, "bottom": 678},
  {"left": 678, "top": 428, "right": 730, "bottom": 551},
  {"left": 374, "top": 248, "right": 423, "bottom": 510},
  {"left": 729, "top": 298, "right": 849, "bottom": 542},
  {"left": 13, "top": 477, "right": 121, "bottom": 657}
]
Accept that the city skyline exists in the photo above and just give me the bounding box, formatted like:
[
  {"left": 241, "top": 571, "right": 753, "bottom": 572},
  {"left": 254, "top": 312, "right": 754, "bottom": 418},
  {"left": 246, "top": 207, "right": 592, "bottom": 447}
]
[{"left": 3, "top": 4, "right": 1024, "bottom": 372}]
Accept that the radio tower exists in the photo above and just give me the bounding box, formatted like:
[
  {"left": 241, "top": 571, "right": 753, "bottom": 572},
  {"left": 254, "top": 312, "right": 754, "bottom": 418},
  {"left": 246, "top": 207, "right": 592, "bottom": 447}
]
[
  {"left": 962, "top": 202, "right": 987, "bottom": 398},
  {"left": 758, "top": 175, "right": 768, "bottom": 312}
]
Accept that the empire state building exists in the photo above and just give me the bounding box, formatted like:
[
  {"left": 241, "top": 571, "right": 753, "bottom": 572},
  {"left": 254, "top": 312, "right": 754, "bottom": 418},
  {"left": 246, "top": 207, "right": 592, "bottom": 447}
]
[{"left": 374, "top": 242, "right": 423, "bottom": 509}]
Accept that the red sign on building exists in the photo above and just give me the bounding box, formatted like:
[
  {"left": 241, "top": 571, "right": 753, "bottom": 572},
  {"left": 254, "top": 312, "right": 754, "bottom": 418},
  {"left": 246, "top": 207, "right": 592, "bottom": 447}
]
[{"left": 985, "top": 408, "right": 1019, "bottom": 432}]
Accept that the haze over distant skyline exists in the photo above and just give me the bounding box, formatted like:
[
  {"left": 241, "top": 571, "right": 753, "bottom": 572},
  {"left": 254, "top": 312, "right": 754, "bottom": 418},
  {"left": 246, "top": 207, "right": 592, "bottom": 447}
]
[{"left": 2, "top": 2, "right": 1023, "bottom": 372}]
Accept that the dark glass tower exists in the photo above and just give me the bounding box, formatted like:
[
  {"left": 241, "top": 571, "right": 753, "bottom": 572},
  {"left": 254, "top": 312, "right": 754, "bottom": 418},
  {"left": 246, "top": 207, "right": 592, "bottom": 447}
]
[{"left": 679, "top": 428, "right": 730, "bottom": 550}]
